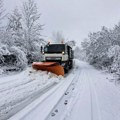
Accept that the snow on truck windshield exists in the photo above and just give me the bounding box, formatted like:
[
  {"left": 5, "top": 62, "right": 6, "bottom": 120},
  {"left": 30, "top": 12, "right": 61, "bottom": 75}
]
[{"left": 44, "top": 44, "right": 65, "bottom": 53}]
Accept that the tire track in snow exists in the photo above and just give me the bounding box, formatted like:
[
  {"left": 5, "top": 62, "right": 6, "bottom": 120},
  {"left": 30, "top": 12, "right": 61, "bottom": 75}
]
[
  {"left": 0, "top": 79, "right": 33, "bottom": 93},
  {"left": 0, "top": 70, "right": 61, "bottom": 120},
  {"left": 63, "top": 62, "right": 102, "bottom": 120},
  {"left": 46, "top": 69, "right": 81, "bottom": 120},
  {"left": 78, "top": 65, "right": 101, "bottom": 120},
  {"left": 64, "top": 65, "right": 91, "bottom": 120},
  {"left": 9, "top": 69, "right": 78, "bottom": 120},
  {"left": 86, "top": 68, "right": 102, "bottom": 120},
  {"left": 0, "top": 81, "right": 57, "bottom": 120}
]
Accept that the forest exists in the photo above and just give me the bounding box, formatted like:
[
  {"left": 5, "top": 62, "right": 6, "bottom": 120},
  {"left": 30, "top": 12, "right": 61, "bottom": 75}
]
[
  {"left": 0, "top": 0, "right": 44, "bottom": 73},
  {"left": 81, "top": 25, "right": 120, "bottom": 80}
]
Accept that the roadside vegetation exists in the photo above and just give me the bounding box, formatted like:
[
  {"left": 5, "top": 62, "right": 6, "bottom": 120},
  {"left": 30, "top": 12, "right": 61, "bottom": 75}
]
[
  {"left": 81, "top": 25, "right": 120, "bottom": 80},
  {"left": 0, "top": 0, "right": 76, "bottom": 75},
  {"left": 0, "top": 0, "right": 44, "bottom": 73}
]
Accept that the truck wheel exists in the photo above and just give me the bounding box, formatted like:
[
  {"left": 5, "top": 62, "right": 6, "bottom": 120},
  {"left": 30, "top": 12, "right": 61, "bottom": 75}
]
[
  {"left": 64, "top": 68, "right": 68, "bottom": 73},
  {"left": 69, "top": 60, "right": 73, "bottom": 69},
  {"left": 64, "top": 65, "right": 69, "bottom": 73}
]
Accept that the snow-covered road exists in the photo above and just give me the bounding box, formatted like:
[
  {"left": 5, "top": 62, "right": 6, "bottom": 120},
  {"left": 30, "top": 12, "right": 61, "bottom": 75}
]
[
  {"left": 0, "top": 60, "right": 120, "bottom": 120},
  {"left": 0, "top": 68, "right": 63, "bottom": 120}
]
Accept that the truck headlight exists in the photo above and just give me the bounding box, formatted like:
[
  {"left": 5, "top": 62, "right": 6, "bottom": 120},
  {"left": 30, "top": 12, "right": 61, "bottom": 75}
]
[{"left": 62, "top": 51, "right": 65, "bottom": 54}]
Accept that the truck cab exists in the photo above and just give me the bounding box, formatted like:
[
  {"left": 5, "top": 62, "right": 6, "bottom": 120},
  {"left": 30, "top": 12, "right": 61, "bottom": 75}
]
[{"left": 41, "top": 43, "right": 74, "bottom": 73}]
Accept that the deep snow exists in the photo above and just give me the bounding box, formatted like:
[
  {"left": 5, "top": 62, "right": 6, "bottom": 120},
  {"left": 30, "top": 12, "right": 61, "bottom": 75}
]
[
  {"left": 0, "top": 60, "right": 120, "bottom": 120},
  {"left": 0, "top": 68, "right": 63, "bottom": 120}
]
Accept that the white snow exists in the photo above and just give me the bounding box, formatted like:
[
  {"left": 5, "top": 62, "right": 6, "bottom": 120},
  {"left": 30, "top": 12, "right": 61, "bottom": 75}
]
[
  {"left": 10, "top": 71, "right": 76, "bottom": 120},
  {"left": 0, "top": 59, "right": 120, "bottom": 120},
  {"left": 65, "top": 61, "right": 120, "bottom": 120},
  {"left": 0, "top": 67, "right": 63, "bottom": 120},
  {"left": 0, "top": 69, "right": 3, "bottom": 75}
]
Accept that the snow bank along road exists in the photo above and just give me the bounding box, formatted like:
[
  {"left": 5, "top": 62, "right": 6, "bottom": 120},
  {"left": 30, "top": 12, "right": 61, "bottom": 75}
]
[
  {"left": 1, "top": 60, "right": 120, "bottom": 120},
  {"left": 0, "top": 68, "right": 63, "bottom": 120}
]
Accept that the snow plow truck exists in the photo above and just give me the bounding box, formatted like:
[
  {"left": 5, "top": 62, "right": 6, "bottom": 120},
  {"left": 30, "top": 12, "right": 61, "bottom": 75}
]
[{"left": 32, "top": 43, "right": 74, "bottom": 76}]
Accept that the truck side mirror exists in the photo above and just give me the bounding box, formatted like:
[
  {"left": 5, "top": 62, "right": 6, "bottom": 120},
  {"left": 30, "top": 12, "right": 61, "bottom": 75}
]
[{"left": 41, "top": 46, "right": 43, "bottom": 53}]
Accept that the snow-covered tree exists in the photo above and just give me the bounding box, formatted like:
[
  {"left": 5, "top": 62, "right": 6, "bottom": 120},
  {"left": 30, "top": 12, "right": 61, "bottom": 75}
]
[
  {"left": 7, "top": 8, "right": 22, "bottom": 31},
  {"left": 0, "top": 0, "right": 7, "bottom": 50},
  {"left": 9, "top": 46, "right": 28, "bottom": 69},
  {"left": 81, "top": 23, "right": 120, "bottom": 75},
  {"left": 111, "top": 23, "right": 120, "bottom": 46},
  {"left": 0, "top": 44, "right": 10, "bottom": 65},
  {"left": 107, "top": 45, "right": 120, "bottom": 73},
  {"left": 0, "top": 30, "right": 14, "bottom": 47},
  {"left": 82, "top": 27, "right": 112, "bottom": 67},
  {"left": 22, "top": 0, "right": 43, "bottom": 54},
  {"left": 66, "top": 40, "right": 76, "bottom": 48},
  {"left": 0, "top": 0, "right": 6, "bottom": 26},
  {"left": 7, "top": 8, "right": 24, "bottom": 48},
  {"left": 52, "top": 31, "right": 65, "bottom": 43},
  {"left": 74, "top": 46, "right": 81, "bottom": 59}
]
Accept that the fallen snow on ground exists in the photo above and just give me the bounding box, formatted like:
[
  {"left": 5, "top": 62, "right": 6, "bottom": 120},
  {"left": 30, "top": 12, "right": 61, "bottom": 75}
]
[
  {"left": 65, "top": 61, "right": 120, "bottom": 120},
  {"left": 0, "top": 67, "right": 63, "bottom": 120},
  {"left": 1, "top": 60, "right": 120, "bottom": 120},
  {"left": 0, "top": 69, "right": 3, "bottom": 75}
]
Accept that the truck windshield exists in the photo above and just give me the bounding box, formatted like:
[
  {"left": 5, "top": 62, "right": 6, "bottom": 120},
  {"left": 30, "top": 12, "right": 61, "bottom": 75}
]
[{"left": 44, "top": 44, "right": 65, "bottom": 53}]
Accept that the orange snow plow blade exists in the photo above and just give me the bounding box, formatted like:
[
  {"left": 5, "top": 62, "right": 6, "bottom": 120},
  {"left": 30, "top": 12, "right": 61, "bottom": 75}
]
[{"left": 32, "top": 62, "right": 64, "bottom": 76}]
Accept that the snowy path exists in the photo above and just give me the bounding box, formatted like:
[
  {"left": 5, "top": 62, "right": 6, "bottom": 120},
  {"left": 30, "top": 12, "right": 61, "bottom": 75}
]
[
  {"left": 1, "top": 60, "right": 120, "bottom": 120},
  {"left": 0, "top": 68, "right": 63, "bottom": 120},
  {"left": 9, "top": 68, "right": 78, "bottom": 120},
  {"left": 64, "top": 62, "right": 102, "bottom": 120},
  {"left": 64, "top": 61, "right": 120, "bottom": 120},
  {"left": 45, "top": 62, "right": 101, "bottom": 120}
]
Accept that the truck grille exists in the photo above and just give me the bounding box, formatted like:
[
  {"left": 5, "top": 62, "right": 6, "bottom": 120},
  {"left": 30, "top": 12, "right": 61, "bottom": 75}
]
[{"left": 46, "top": 57, "right": 62, "bottom": 61}]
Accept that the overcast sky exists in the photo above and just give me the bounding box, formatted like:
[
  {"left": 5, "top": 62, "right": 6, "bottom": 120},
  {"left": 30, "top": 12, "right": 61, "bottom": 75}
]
[{"left": 4, "top": 0, "right": 120, "bottom": 45}]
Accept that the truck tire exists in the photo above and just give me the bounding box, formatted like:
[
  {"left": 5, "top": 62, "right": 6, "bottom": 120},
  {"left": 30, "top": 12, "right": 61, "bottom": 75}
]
[
  {"left": 64, "top": 64, "right": 69, "bottom": 73},
  {"left": 69, "top": 60, "right": 73, "bottom": 69},
  {"left": 64, "top": 68, "right": 68, "bottom": 73}
]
